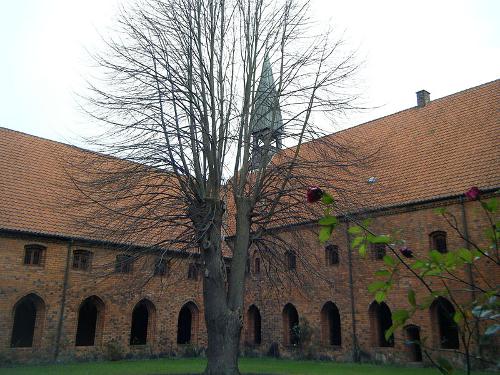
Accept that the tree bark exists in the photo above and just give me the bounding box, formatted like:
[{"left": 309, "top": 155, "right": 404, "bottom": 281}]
[{"left": 202, "top": 198, "right": 251, "bottom": 375}]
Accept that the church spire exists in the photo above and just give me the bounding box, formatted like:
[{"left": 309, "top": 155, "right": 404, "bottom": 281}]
[
  {"left": 250, "top": 54, "right": 283, "bottom": 169},
  {"left": 250, "top": 54, "right": 283, "bottom": 135}
]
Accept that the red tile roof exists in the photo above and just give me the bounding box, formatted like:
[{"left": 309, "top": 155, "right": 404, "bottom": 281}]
[{"left": 1, "top": 79, "right": 499, "bottom": 244}]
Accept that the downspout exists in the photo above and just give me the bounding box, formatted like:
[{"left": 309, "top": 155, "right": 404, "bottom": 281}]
[
  {"left": 346, "top": 221, "right": 360, "bottom": 362},
  {"left": 54, "top": 239, "right": 73, "bottom": 360},
  {"left": 460, "top": 197, "right": 481, "bottom": 357}
]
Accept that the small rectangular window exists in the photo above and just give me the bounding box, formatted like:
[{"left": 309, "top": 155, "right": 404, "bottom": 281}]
[
  {"left": 254, "top": 257, "right": 261, "bottom": 274},
  {"left": 188, "top": 263, "right": 199, "bottom": 280},
  {"left": 24, "top": 245, "right": 45, "bottom": 266},
  {"left": 286, "top": 251, "right": 296, "bottom": 270},
  {"left": 371, "top": 244, "right": 386, "bottom": 260},
  {"left": 72, "top": 250, "right": 92, "bottom": 271},
  {"left": 430, "top": 231, "right": 448, "bottom": 253},
  {"left": 154, "top": 258, "right": 168, "bottom": 276},
  {"left": 115, "top": 254, "right": 133, "bottom": 274},
  {"left": 325, "top": 245, "right": 339, "bottom": 265}
]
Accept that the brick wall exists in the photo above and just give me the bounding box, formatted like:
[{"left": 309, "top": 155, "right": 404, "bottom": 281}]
[{"left": 0, "top": 197, "right": 496, "bottom": 365}]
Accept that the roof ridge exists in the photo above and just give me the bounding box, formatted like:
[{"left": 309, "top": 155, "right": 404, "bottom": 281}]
[{"left": 303, "top": 78, "right": 500, "bottom": 144}]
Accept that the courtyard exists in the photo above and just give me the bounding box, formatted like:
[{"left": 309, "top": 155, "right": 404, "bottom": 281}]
[{"left": 0, "top": 358, "right": 495, "bottom": 375}]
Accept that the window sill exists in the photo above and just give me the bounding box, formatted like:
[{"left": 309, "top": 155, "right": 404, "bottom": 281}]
[
  {"left": 71, "top": 269, "right": 91, "bottom": 273},
  {"left": 325, "top": 344, "right": 342, "bottom": 350},
  {"left": 10, "top": 347, "right": 36, "bottom": 350}
]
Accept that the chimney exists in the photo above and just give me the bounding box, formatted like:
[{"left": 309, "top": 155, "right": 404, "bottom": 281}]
[{"left": 416, "top": 90, "right": 430, "bottom": 107}]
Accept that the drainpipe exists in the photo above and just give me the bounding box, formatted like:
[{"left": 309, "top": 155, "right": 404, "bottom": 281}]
[
  {"left": 460, "top": 198, "right": 481, "bottom": 357},
  {"left": 346, "top": 221, "right": 360, "bottom": 362},
  {"left": 54, "top": 239, "right": 73, "bottom": 360}
]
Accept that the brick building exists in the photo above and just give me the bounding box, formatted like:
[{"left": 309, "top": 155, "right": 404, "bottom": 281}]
[{"left": 0, "top": 79, "right": 498, "bottom": 365}]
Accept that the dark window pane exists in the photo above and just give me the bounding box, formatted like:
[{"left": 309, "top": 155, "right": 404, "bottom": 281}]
[
  {"left": 115, "top": 254, "right": 133, "bottom": 274},
  {"left": 24, "top": 245, "right": 45, "bottom": 266},
  {"left": 154, "top": 259, "right": 167, "bottom": 276},
  {"left": 430, "top": 231, "right": 448, "bottom": 254},
  {"left": 188, "top": 263, "right": 198, "bottom": 280},
  {"left": 73, "top": 250, "right": 91, "bottom": 271},
  {"left": 325, "top": 245, "right": 339, "bottom": 265},
  {"left": 32, "top": 250, "right": 40, "bottom": 265},
  {"left": 372, "top": 244, "right": 386, "bottom": 260},
  {"left": 286, "top": 252, "right": 296, "bottom": 270},
  {"left": 24, "top": 250, "right": 32, "bottom": 265},
  {"left": 254, "top": 258, "right": 261, "bottom": 274}
]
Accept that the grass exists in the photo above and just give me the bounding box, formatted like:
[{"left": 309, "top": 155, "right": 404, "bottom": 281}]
[{"left": 0, "top": 357, "right": 495, "bottom": 375}]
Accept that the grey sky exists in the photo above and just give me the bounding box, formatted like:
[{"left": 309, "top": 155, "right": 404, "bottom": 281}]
[{"left": 0, "top": 0, "right": 498, "bottom": 145}]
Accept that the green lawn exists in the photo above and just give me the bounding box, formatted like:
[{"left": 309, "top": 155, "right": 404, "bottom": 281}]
[{"left": 0, "top": 358, "right": 495, "bottom": 375}]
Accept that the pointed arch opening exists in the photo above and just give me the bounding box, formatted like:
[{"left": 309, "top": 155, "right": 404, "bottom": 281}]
[
  {"left": 369, "top": 301, "right": 394, "bottom": 347},
  {"left": 405, "top": 324, "right": 423, "bottom": 362},
  {"left": 321, "top": 301, "right": 341, "bottom": 346},
  {"left": 130, "top": 299, "right": 156, "bottom": 346},
  {"left": 75, "top": 296, "right": 105, "bottom": 347},
  {"left": 246, "top": 305, "right": 262, "bottom": 345},
  {"left": 177, "top": 301, "right": 199, "bottom": 345},
  {"left": 10, "top": 293, "right": 46, "bottom": 348},
  {"left": 430, "top": 297, "right": 459, "bottom": 349},
  {"left": 282, "top": 303, "right": 299, "bottom": 346}
]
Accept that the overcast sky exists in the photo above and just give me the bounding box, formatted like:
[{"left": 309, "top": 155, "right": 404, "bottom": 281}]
[{"left": 0, "top": 0, "right": 498, "bottom": 145}]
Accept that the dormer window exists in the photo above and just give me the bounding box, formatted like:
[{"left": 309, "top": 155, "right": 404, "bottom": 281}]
[
  {"left": 430, "top": 231, "right": 447, "bottom": 253},
  {"left": 325, "top": 244, "right": 339, "bottom": 266},
  {"left": 24, "top": 245, "right": 45, "bottom": 266},
  {"left": 72, "top": 250, "right": 92, "bottom": 271}
]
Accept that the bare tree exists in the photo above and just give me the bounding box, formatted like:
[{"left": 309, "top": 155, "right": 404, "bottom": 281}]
[{"left": 74, "top": 0, "right": 363, "bottom": 373}]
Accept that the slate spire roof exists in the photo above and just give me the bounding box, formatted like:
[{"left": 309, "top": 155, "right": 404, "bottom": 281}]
[{"left": 250, "top": 54, "right": 283, "bottom": 135}]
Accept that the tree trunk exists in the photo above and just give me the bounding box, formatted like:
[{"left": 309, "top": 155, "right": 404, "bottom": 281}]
[
  {"left": 204, "top": 309, "right": 242, "bottom": 375},
  {"left": 201, "top": 197, "right": 251, "bottom": 375}
]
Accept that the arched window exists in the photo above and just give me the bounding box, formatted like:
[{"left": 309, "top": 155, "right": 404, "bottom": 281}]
[
  {"left": 369, "top": 301, "right": 394, "bottom": 347},
  {"left": 285, "top": 251, "right": 296, "bottom": 271},
  {"left": 23, "top": 245, "right": 46, "bottom": 266},
  {"left": 130, "top": 299, "right": 156, "bottom": 345},
  {"left": 282, "top": 303, "right": 299, "bottom": 346},
  {"left": 405, "top": 325, "right": 422, "bottom": 362},
  {"left": 72, "top": 250, "right": 92, "bottom": 271},
  {"left": 246, "top": 305, "right": 262, "bottom": 345},
  {"left": 10, "top": 294, "right": 45, "bottom": 348},
  {"left": 430, "top": 297, "right": 459, "bottom": 349},
  {"left": 430, "top": 231, "right": 447, "bottom": 253},
  {"left": 177, "top": 302, "right": 199, "bottom": 344},
  {"left": 75, "top": 296, "right": 104, "bottom": 346},
  {"left": 321, "top": 302, "right": 341, "bottom": 346},
  {"left": 325, "top": 245, "right": 339, "bottom": 266}
]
